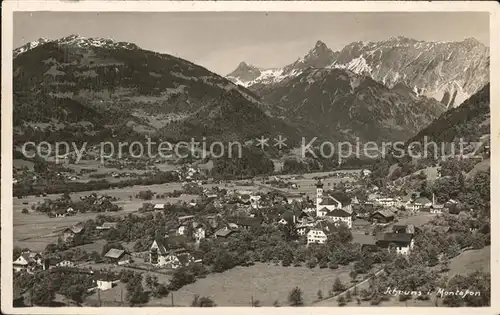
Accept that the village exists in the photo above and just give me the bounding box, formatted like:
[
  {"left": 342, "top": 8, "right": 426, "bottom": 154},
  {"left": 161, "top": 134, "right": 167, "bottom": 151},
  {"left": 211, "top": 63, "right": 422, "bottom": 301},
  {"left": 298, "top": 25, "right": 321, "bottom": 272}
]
[{"left": 12, "top": 159, "right": 490, "bottom": 307}]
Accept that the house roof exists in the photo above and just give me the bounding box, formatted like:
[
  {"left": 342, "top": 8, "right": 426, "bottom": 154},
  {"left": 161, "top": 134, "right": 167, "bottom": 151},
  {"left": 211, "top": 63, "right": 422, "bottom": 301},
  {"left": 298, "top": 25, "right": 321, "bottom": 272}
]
[
  {"left": 178, "top": 215, "right": 195, "bottom": 221},
  {"left": 307, "top": 228, "right": 326, "bottom": 235},
  {"left": 154, "top": 203, "right": 165, "bottom": 209},
  {"left": 152, "top": 238, "right": 169, "bottom": 255},
  {"left": 55, "top": 208, "right": 67, "bottom": 214},
  {"left": 352, "top": 233, "right": 377, "bottom": 245},
  {"left": 372, "top": 210, "right": 395, "bottom": 218},
  {"left": 281, "top": 210, "right": 307, "bottom": 222},
  {"left": 376, "top": 232, "right": 413, "bottom": 244},
  {"left": 65, "top": 224, "right": 84, "bottom": 234},
  {"left": 319, "top": 196, "right": 341, "bottom": 206},
  {"left": 414, "top": 197, "right": 432, "bottom": 205},
  {"left": 326, "top": 208, "right": 351, "bottom": 218},
  {"left": 102, "top": 222, "right": 118, "bottom": 228},
  {"left": 14, "top": 253, "right": 32, "bottom": 265},
  {"left": 401, "top": 195, "right": 412, "bottom": 202},
  {"left": 215, "top": 227, "right": 236, "bottom": 237},
  {"left": 175, "top": 253, "right": 193, "bottom": 265},
  {"left": 232, "top": 216, "right": 263, "bottom": 227},
  {"left": 104, "top": 248, "right": 126, "bottom": 259}
]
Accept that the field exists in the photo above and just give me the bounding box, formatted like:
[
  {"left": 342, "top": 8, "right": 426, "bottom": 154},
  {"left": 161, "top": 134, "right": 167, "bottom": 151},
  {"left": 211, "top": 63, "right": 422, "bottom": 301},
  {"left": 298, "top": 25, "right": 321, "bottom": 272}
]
[
  {"left": 146, "top": 263, "right": 355, "bottom": 306},
  {"left": 13, "top": 182, "right": 195, "bottom": 251},
  {"left": 466, "top": 158, "right": 490, "bottom": 179},
  {"left": 446, "top": 245, "right": 490, "bottom": 277},
  {"left": 259, "top": 170, "right": 360, "bottom": 197}
]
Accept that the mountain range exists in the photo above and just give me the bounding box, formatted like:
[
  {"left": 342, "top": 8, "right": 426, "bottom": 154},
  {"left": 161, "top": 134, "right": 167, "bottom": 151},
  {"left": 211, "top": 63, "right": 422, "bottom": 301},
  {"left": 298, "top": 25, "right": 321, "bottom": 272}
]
[
  {"left": 228, "top": 37, "right": 489, "bottom": 109},
  {"left": 13, "top": 35, "right": 292, "bottom": 144},
  {"left": 12, "top": 35, "right": 489, "bottom": 151}
]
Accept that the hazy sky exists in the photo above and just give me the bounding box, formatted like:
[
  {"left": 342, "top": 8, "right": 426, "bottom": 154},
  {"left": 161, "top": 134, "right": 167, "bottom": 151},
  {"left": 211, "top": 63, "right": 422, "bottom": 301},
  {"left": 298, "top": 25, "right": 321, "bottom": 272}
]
[{"left": 14, "top": 12, "right": 489, "bottom": 75}]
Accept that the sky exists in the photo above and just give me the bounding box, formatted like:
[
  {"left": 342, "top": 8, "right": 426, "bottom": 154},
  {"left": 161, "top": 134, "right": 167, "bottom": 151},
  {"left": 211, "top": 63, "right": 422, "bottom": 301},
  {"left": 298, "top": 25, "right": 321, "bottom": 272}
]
[{"left": 14, "top": 12, "right": 490, "bottom": 75}]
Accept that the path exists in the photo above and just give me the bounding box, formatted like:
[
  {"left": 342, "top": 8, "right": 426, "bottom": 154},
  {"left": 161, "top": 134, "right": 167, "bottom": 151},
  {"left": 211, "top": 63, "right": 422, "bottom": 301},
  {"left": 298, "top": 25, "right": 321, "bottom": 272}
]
[{"left": 313, "top": 268, "right": 384, "bottom": 306}]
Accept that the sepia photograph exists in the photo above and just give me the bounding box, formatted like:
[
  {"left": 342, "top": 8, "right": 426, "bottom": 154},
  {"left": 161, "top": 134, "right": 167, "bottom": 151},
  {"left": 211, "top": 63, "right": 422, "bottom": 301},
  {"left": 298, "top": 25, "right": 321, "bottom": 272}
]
[{"left": 1, "top": 1, "right": 498, "bottom": 314}]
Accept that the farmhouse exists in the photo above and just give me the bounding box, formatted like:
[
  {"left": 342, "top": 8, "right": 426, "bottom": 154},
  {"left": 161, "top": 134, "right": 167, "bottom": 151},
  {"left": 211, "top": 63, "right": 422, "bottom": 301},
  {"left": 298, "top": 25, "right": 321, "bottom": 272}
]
[
  {"left": 296, "top": 223, "right": 314, "bottom": 236},
  {"left": 250, "top": 195, "right": 261, "bottom": 209},
  {"left": 150, "top": 237, "right": 200, "bottom": 268},
  {"left": 325, "top": 208, "right": 353, "bottom": 228},
  {"left": 13, "top": 253, "right": 36, "bottom": 273},
  {"left": 371, "top": 209, "right": 396, "bottom": 224},
  {"left": 214, "top": 226, "right": 239, "bottom": 239},
  {"left": 62, "top": 224, "right": 84, "bottom": 243},
  {"left": 376, "top": 232, "right": 415, "bottom": 255},
  {"left": 307, "top": 228, "right": 328, "bottom": 245},
  {"left": 162, "top": 249, "right": 202, "bottom": 269},
  {"left": 95, "top": 274, "right": 120, "bottom": 291},
  {"left": 231, "top": 216, "right": 263, "bottom": 230},
  {"left": 193, "top": 222, "right": 206, "bottom": 241},
  {"left": 154, "top": 203, "right": 166, "bottom": 211},
  {"left": 375, "top": 197, "right": 397, "bottom": 207},
  {"left": 104, "top": 249, "right": 131, "bottom": 265}
]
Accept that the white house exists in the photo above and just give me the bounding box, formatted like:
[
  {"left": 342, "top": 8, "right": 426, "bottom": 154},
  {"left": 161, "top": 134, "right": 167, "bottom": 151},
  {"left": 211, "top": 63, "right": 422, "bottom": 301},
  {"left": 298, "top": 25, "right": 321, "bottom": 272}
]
[
  {"left": 375, "top": 197, "right": 397, "bottom": 207},
  {"left": 325, "top": 209, "right": 353, "bottom": 228},
  {"left": 13, "top": 254, "right": 32, "bottom": 272},
  {"left": 193, "top": 225, "right": 206, "bottom": 242},
  {"left": 154, "top": 203, "right": 165, "bottom": 211},
  {"left": 96, "top": 275, "right": 120, "bottom": 291},
  {"left": 307, "top": 228, "right": 328, "bottom": 245},
  {"left": 376, "top": 232, "right": 415, "bottom": 255},
  {"left": 250, "top": 195, "right": 261, "bottom": 209},
  {"left": 56, "top": 260, "right": 75, "bottom": 268},
  {"left": 296, "top": 223, "right": 314, "bottom": 236},
  {"left": 177, "top": 224, "right": 186, "bottom": 236}
]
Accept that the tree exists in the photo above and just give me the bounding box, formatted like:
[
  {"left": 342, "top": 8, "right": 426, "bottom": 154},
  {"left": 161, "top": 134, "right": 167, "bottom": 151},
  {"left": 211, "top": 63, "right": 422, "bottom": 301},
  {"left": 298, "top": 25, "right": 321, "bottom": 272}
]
[
  {"left": 34, "top": 158, "right": 48, "bottom": 174},
  {"left": 349, "top": 270, "right": 358, "bottom": 283},
  {"left": 137, "top": 190, "right": 154, "bottom": 201},
  {"left": 440, "top": 257, "right": 450, "bottom": 272},
  {"left": 67, "top": 284, "right": 86, "bottom": 305},
  {"left": 32, "top": 279, "right": 56, "bottom": 306},
  {"left": 337, "top": 295, "right": 346, "bottom": 306},
  {"left": 345, "top": 290, "right": 352, "bottom": 302},
  {"left": 191, "top": 295, "right": 216, "bottom": 307},
  {"left": 152, "top": 283, "right": 169, "bottom": 298},
  {"left": 126, "top": 274, "right": 148, "bottom": 306},
  {"left": 288, "top": 287, "right": 304, "bottom": 306},
  {"left": 317, "top": 289, "right": 323, "bottom": 300},
  {"left": 306, "top": 257, "right": 318, "bottom": 269},
  {"left": 332, "top": 277, "right": 345, "bottom": 293},
  {"left": 145, "top": 274, "right": 153, "bottom": 289}
]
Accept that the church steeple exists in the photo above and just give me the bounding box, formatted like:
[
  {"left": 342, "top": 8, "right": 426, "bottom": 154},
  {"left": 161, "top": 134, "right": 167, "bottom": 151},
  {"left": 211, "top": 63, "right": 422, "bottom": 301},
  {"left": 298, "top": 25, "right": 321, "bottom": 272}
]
[{"left": 315, "top": 180, "right": 324, "bottom": 214}]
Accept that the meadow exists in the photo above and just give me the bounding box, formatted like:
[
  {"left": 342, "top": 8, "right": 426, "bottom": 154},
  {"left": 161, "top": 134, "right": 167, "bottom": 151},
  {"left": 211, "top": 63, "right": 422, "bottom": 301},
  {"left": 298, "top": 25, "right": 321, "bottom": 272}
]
[{"left": 146, "top": 263, "right": 354, "bottom": 307}]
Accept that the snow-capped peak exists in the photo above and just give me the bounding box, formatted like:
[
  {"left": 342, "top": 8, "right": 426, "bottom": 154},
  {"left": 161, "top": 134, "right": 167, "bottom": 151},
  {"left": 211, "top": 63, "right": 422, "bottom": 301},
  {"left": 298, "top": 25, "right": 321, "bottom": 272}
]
[
  {"left": 13, "top": 34, "right": 139, "bottom": 58},
  {"left": 13, "top": 37, "right": 51, "bottom": 58}
]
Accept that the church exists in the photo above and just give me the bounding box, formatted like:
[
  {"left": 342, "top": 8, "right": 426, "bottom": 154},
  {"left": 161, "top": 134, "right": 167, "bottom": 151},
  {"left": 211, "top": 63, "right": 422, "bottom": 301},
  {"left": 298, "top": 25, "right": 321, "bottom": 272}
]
[{"left": 315, "top": 180, "right": 353, "bottom": 228}]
